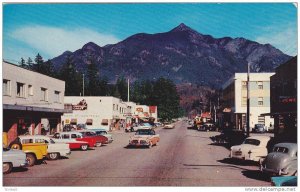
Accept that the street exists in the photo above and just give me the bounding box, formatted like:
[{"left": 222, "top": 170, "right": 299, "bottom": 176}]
[{"left": 3, "top": 120, "right": 271, "bottom": 187}]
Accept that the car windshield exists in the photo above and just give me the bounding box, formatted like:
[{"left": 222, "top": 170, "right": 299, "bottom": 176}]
[
  {"left": 140, "top": 123, "right": 151, "bottom": 126},
  {"left": 135, "top": 130, "right": 152, "bottom": 135},
  {"left": 49, "top": 139, "right": 55, "bottom": 144},
  {"left": 244, "top": 139, "right": 260, "bottom": 146},
  {"left": 273, "top": 147, "right": 289, "bottom": 153},
  {"left": 255, "top": 124, "right": 264, "bottom": 128},
  {"left": 82, "top": 132, "right": 96, "bottom": 136}
]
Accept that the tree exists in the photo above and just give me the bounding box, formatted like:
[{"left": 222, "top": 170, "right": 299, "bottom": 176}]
[
  {"left": 33, "top": 53, "right": 44, "bottom": 72},
  {"left": 86, "top": 57, "right": 100, "bottom": 96},
  {"left": 59, "top": 55, "right": 81, "bottom": 96},
  {"left": 26, "top": 57, "right": 34, "bottom": 70},
  {"left": 40, "top": 59, "right": 56, "bottom": 77},
  {"left": 19, "top": 58, "right": 27, "bottom": 69},
  {"left": 115, "top": 76, "right": 128, "bottom": 101}
]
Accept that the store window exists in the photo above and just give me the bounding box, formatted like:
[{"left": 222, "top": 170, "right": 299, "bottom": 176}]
[
  {"left": 258, "top": 97, "right": 263, "bottom": 106},
  {"left": 41, "top": 87, "right": 48, "bottom": 101},
  {"left": 54, "top": 91, "right": 60, "bottom": 103},
  {"left": 28, "top": 85, "right": 33, "bottom": 96},
  {"left": 257, "top": 81, "right": 263, "bottom": 89},
  {"left": 3, "top": 79, "right": 11, "bottom": 96},
  {"left": 17, "top": 82, "right": 26, "bottom": 97}
]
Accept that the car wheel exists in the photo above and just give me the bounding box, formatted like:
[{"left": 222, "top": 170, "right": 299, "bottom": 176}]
[
  {"left": 3, "top": 163, "right": 13, "bottom": 174},
  {"left": 47, "top": 153, "right": 60, "bottom": 160},
  {"left": 80, "top": 144, "right": 88, "bottom": 151},
  {"left": 26, "top": 154, "right": 36, "bottom": 167},
  {"left": 9, "top": 142, "right": 22, "bottom": 150},
  {"left": 96, "top": 142, "right": 102, "bottom": 147},
  {"left": 130, "top": 128, "right": 134, "bottom": 132}
]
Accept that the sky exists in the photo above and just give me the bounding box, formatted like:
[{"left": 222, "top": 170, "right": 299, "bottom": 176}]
[{"left": 3, "top": 3, "right": 298, "bottom": 63}]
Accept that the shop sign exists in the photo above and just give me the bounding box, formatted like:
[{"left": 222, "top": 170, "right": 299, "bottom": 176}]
[
  {"left": 279, "top": 96, "right": 296, "bottom": 104},
  {"left": 72, "top": 99, "right": 88, "bottom": 110},
  {"left": 149, "top": 106, "right": 156, "bottom": 113},
  {"left": 124, "top": 113, "right": 132, "bottom": 117},
  {"left": 136, "top": 107, "right": 143, "bottom": 112}
]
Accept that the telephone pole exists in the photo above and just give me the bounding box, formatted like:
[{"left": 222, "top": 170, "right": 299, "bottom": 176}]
[{"left": 246, "top": 63, "right": 250, "bottom": 137}]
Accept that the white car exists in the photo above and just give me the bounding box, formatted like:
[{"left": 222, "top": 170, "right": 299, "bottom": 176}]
[
  {"left": 3, "top": 147, "right": 27, "bottom": 174},
  {"left": 127, "top": 123, "right": 153, "bottom": 132},
  {"left": 18, "top": 135, "right": 71, "bottom": 160},
  {"left": 229, "top": 136, "right": 271, "bottom": 162},
  {"left": 164, "top": 123, "right": 175, "bottom": 129}
]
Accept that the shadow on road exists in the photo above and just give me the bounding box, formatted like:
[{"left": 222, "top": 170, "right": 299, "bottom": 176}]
[
  {"left": 182, "top": 163, "right": 249, "bottom": 171},
  {"left": 218, "top": 158, "right": 259, "bottom": 166},
  {"left": 209, "top": 143, "right": 231, "bottom": 150},
  {"left": 242, "top": 170, "right": 270, "bottom": 182},
  {"left": 12, "top": 167, "right": 28, "bottom": 173}
]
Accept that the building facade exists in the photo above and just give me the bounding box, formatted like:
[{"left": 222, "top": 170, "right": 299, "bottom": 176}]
[
  {"left": 270, "top": 56, "right": 297, "bottom": 143},
  {"left": 222, "top": 73, "right": 274, "bottom": 131},
  {"left": 3, "top": 61, "right": 69, "bottom": 144}
]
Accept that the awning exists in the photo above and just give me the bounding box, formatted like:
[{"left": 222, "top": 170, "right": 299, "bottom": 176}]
[
  {"left": 70, "top": 119, "right": 77, "bottom": 124},
  {"left": 101, "top": 119, "right": 108, "bottom": 124},
  {"left": 261, "top": 111, "right": 297, "bottom": 116},
  {"left": 86, "top": 119, "right": 93, "bottom": 124},
  {"left": 3, "top": 104, "right": 72, "bottom": 113}
]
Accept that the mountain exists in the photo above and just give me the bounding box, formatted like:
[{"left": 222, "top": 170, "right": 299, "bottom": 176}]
[{"left": 51, "top": 23, "right": 291, "bottom": 88}]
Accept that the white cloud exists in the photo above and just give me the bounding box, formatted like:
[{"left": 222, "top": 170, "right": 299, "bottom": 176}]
[
  {"left": 10, "top": 25, "right": 121, "bottom": 58},
  {"left": 255, "top": 25, "right": 297, "bottom": 56}
]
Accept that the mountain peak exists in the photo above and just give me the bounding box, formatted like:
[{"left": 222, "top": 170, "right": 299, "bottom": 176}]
[
  {"left": 82, "top": 42, "right": 100, "bottom": 49},
  {"left": 170, "top": 23, "right": 195, "bottom": 33}
]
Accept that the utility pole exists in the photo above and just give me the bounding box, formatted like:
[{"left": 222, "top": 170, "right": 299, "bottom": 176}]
[
  {"left": 127, "top": 79, "right": 130, "bottom": 102},
  {"left": 82, "top": 74, "right": 85, "bottom": 96},
  {"left": 246, "top": 63, "right": 250, "bottom": 137}
]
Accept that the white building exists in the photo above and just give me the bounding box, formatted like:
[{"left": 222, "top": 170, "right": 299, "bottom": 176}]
[
  {"left": 3, "top": 61, "right": 69, "bottom": 144},
  {"left": 62, "top": 96, "right": 132, "bottom": 131},
  {"left": 222, "top": 73, "right": 275, "bottom": 131}
]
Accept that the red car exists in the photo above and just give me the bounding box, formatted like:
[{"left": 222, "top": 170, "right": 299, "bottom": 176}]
[
  {"left": 52, "top": 132, "right": 90, "bottom": 151},
  {"left": 77, "top": 130, "right": 108, "bottom": 147}
]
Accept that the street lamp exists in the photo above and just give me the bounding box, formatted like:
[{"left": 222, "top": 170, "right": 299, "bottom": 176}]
[{"left": 246, "top": 62, "right": 251, "bottom": 137}]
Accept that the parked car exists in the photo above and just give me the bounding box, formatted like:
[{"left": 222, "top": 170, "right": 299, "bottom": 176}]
[
  {"left": 128, "top": 128, "right": 160, "bottom": 148},
  {"left": 126, "top": 123, "right": 153, "bottom": 132},
  {"left": 230, "top": 135, "right": 271, "bottom": 162},
  {"left": 210, "top": 129, "right": 247, "bottom": 146},
  {"left": 164, "top": 123, "right": 175, "bottom": 129},
  {"left": 3, "top": 147, "right": 27, "bottom": 174},
  {"left": 187, "top": 120, "right": 194, "bottom": 129},
  {"left": 260, "top": 143, "right": 297, "bottom": 176},
  {"left": 77, "top": 130, "right": 108, "bottom": 146},
  {"left": 52, "top": 132, "right": 90, "bottom": 151},
  {"left": 271, "top": 176, "right": 297, "bottom": 186},
  {"left": 87, "top": 128, "right": 113, "bottom": 143},
  {"left": 198, "top": 123, "right": 216, "bottom": 131},
  {"left": 253, "top": 124, "right": 266, "bottom": 133},
  {"left": 12, "top": 135, "right": 71, "bottom": 160},
  {"left": 9, "top": 137, "right": 48, "bottom": 166}
]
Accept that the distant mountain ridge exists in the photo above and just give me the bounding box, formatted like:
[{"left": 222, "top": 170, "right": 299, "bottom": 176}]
[{"left": 51, "top": 23, "right": 291, "bottom": 88}]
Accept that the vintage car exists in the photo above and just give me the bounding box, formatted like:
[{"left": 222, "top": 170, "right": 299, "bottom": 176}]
[
  {"left": 164, "top": 123, "right": 175, "bottom": 129},
  {"left": 198, "top": 123, "right": 216, "bottom": 131},
  {"left": 52, "top": 132, "right": 90, "bottom": 151},
  {"left": 126, "top": 123, "right": 153, "bottom": 132},
  {"left": 12, "top": 135, "right": 71, "bottom": 160},
  {"left": 230, "top": 135, "right": 271, "bottom": 162},
  {"left": 260, "top": 143, "right": 297, "bottom": 176},
  {"left": 77, "top": 130, "right": 108, "bottom": 146},
  {"left": 252, "top": 124, "right": 266, "bottom": 133},
  {"left": 87, "top": 129, "right": 113, "bottom": 143},
  {"left": 210, "top": 129, "right": 247, "bottom": 146},
  {"left": 128, "top": 128, "right": 160, "bottom": 148},
  {"left": 9, "top": 137, "right": 48, "bottom": 166},
  {"left": 3, "top": 147, "right": 27, "bottom": 174},
  {"left": 271, "top": 176, "right": 297, "bottom": 186}
]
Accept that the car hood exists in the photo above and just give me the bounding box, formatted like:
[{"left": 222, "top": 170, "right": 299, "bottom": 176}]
[
  {"left": 3, "top": 149, "right": 26, "bottom": 156},
  {"left": 231, "top": 144, "right": 260, "bottom": 152},
  {"left": 48, "top": 143, "right": 70, "bottom": 151}
]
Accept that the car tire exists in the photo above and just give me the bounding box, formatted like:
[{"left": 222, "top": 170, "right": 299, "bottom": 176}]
[
  {"left": 3, "top": 163, "right": 13, "bottom": 174},
  {"left": 80, "top": 144, "right": 88, "bottom": 151},
  {"left": 95, "top": 142, "right": 102, "bottom": 147},
  {"left": 9, "top": 141, "right": 22, "bottom": 150},
  {"left": 26, "top": 153, "right": 36, "bottom": 167},
  {"left": 130, "top": 128, "right": 134, "bottom": 132},
  {"left": 47, "top": 153, "right": 60, "bottom": 160}
]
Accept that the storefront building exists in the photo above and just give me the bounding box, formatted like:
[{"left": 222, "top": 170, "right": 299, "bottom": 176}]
[
  {"left": 3, "top": 61, "right": 69, "bottom": 144},
  {"left": 270, "top": 56, "right": 297, "bottom": 143},
  {"left": 62, "top": 96, "right": 131, "bottom": 131},
  {"left": 222, "top": 73, "right": 274, "bottom": 131}
]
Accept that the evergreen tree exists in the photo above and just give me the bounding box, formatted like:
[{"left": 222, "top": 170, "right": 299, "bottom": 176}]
[
  {"left": 40, "top": 59, "right": 56, "bottom": 77},
  {"left": 86, "top": 57, "right": 100, "bottom": 96},
  {"left": 34, "top": 53, "right": 44, "bottom": 72},
  {"left": 26, "top": 57, "right": 34, "bottom": 70},
  {"left": 59, "top": 55, "right": 81, "bottom": 96},
  {"left": 19, "top": 58, "right": 27, "bottom": 69},
  {"left": 115, "top": 76, "right": 128, "bottom": 101}
]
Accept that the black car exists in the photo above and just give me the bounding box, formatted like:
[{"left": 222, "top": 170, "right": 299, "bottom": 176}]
[
  {"left": 253, "top": 124, "right": 266, "bottom": 133},
  {"left": 210, "top": 129, "right": 247, "bottom": 146}
]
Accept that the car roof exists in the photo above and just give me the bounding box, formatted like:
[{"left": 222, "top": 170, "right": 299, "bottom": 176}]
[
  {"left": 274, "top": 143, "right": 297, "bottom": 150},
  {"left": 18, "top": 135, "right": 50, "bottom": 139},
  {"left": 56, "top": 131, "right": 83, "bottom": 135},
  {"left": 87, "top": 128, "right": 107, "bottom": 131}
]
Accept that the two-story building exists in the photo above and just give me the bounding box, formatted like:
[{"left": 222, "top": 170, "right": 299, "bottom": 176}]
[
  {"left": 3, "top": 61, "right": 70, "bottom": 144},
  {"left": 222, "top": 73, "right": 274, "bottom": 131}
]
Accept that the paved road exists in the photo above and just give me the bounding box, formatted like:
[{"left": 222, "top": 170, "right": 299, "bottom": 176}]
[{"left": 3, "top": 121, "right": 270, "bottom": 186}]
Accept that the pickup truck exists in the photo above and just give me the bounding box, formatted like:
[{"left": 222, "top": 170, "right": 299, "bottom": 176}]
[{"left": 9, "top": 137, "right": 48, "bottom": 166}]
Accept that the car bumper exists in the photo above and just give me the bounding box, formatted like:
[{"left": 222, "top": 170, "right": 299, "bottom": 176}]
[
  {"left": 261, "top": 167, "right": 288, "bottom": 176},
  {"left": 128, "top": 142, "right": 150, "bottom": 147}
]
